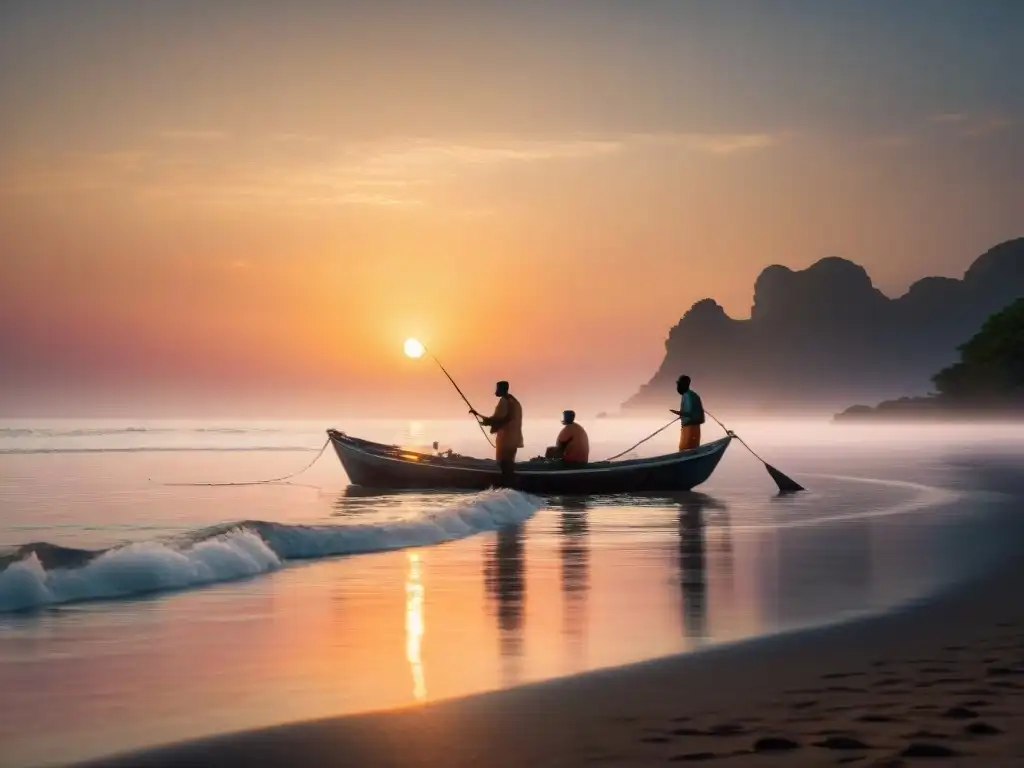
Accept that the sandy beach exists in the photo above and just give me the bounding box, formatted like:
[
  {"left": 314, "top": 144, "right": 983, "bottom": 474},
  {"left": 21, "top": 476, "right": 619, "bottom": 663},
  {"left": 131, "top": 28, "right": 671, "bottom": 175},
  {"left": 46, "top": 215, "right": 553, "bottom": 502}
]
[{"left": 81, "top": 530, "right": 1024, "bottom": 767}]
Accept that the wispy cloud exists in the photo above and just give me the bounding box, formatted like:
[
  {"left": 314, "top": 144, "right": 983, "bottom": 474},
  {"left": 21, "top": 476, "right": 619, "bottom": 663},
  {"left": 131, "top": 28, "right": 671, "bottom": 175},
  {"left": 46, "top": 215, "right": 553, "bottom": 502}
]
[
  {"left": 344, "top": 137, "right": 623, "bottom": 179},
  {"left": 670, "top": 133, "right": 781, "bottom": 155},
  {"left": 869, "top": 135, "right": 913, "bottom": 148},
  {"left": 271, "top": 133, "right": 325, "bottom": 144},
  {"left": 0, "top": 129, "right": 783, "bottom": 208},
  {"left": 929, "top": 112, "right": 968, "bottom": 124},
  {"left": 928, "top": 112, "right": 1016, "bottom": 138},
  {"left": 962, "top": 116, "right": 1013, "bottom": 138},
  {"left": 158, "top": 129, "right": 228, "bottom": 141}
]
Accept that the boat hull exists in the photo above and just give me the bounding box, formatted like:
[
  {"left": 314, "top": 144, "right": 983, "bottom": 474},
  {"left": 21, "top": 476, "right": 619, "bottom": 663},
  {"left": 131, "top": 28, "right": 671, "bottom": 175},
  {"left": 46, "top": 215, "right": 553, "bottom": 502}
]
[{"left": 327, "top": 429, "right": 730, "bottom": 494}]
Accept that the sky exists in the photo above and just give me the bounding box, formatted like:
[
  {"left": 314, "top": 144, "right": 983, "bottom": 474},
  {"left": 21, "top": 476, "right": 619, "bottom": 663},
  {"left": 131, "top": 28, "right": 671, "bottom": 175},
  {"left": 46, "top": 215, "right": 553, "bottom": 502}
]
[{"left": 1, "top": 0, "right": 1022, "bottom": 417}]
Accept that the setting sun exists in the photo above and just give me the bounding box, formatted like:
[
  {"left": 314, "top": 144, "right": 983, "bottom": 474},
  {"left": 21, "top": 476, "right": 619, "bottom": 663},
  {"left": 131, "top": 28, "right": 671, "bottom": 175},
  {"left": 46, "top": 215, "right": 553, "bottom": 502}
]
[{"left": 404, "top": 339, "right": 426, "bottom": 359}]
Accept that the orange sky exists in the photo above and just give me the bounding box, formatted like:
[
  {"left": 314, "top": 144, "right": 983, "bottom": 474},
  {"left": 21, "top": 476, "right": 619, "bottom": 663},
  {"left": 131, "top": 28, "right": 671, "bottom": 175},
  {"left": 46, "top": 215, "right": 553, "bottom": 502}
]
[{"left": 1, "top": 1, "right": 1021, "bottom": 416}]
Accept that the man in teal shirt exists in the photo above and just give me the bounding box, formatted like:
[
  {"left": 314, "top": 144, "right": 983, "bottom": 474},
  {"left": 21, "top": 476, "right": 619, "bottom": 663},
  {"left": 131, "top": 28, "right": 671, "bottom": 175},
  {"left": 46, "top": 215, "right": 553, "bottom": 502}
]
[{"left": 670, "top": 375, "right": 705, "bottom": 451}]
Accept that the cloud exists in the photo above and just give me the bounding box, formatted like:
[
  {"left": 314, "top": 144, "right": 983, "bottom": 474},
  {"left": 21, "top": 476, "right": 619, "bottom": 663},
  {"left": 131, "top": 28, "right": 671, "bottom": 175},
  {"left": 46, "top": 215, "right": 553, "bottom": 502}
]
[
  {"left": 158, "top": 129, "right": 228, "bottom": 141},
  {"left": 962, "top": 116, "right": 1013, "bottom": 138},
  {"left": 868, "top": 135, "right": 913, "bottom": 148},
  {"left": 0, "top": 128, "right": 782, "bottom": 207},
  {"left": 344, "top": 137, "right": 623, "bottom": 179},
  {"left": 671, "top": 133, "right": 781, "bottom": 154},
  {"left": 929, "top": 112, "right": 968, "bottom": 124},
  {"left": 928, "top": 112, "right": 1016, "bottom": 138}
]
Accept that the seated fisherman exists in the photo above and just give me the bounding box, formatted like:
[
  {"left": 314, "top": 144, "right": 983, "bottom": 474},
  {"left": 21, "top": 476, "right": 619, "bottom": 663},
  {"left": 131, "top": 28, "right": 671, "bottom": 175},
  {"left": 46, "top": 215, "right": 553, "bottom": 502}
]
[{"left": 544, "top": 410, "right": 590, "bottom": 467}]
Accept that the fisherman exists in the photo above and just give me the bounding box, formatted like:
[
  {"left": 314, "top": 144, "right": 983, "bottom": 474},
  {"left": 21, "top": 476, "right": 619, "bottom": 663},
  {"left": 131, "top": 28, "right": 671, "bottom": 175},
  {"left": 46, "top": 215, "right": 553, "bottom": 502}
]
[
  {"left": 471, "top": 381, "right": 524, "bottom": 487},
  {"left": 545, "top": 410, "right": 590, "bottom": 467},
  {"left": 670, "top": 375, "right": 705, "bottom": 451}
]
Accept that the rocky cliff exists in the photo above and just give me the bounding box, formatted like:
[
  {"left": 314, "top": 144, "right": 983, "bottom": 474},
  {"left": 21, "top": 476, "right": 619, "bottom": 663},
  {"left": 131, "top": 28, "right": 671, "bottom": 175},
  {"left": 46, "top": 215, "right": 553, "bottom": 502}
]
[{"left": 623, "top": 238, "right": 1024, "bottom": 414}]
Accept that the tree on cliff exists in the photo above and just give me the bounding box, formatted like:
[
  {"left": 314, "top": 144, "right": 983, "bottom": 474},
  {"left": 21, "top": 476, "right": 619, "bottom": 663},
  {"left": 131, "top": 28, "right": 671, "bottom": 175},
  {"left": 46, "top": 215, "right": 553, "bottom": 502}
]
[{"left": 931, "top": 297, "right": 1024, "bottom": 404}]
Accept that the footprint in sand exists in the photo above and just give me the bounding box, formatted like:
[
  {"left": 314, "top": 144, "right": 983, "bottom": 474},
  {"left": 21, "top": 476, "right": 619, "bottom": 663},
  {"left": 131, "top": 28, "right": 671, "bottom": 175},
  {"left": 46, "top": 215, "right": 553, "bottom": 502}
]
[
  {"left": 900, "top": 742, "right": 961, "bottom": 757},
  {"left": 668, "top": 753, "right": 717, "bottom": 762},
  {"left": 856, "top": 714, "right": 900, "bottom": 723},
  {"left": 903, "top": 729, "right": 952, "bottom": 740},
  {"left": 669, "top": 724, "right": 747, "bottom": 737},
  {"left": 951, "top": 687, "right": 997, "bottom": 697},
  {"left": 964, "top": 722, "right": 1003, "bottom": 735},
  {"left": 639, "top": 735, "right": 672, "bottom": 744},
  {"left": 942, "top": 706, "right": 980, "bottom": 720},
  {"left": 812, "top": 736, "right": 873, "bottom": 751},
  {"left": 751, "top": 737, "right": 801, "bottom": 753},
  {"left": 789, "top": 700, "right": 818, "bottom": 710},
  {"left": 986, "top": 666, "right": 1024, "bottom": 677},
  {"left": 872, "top": 677, "right": 905, "bottom": 687}
]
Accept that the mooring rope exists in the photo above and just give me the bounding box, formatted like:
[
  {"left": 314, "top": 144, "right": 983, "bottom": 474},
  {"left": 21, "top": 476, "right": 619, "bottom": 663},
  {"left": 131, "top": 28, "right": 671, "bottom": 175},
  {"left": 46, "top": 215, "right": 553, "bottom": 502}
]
[
  {"left": 151, "top": 438, "right": 332, "bottom": 487},
  {"left": 602, "top": 416, "right": 681, "bottom": 462}
]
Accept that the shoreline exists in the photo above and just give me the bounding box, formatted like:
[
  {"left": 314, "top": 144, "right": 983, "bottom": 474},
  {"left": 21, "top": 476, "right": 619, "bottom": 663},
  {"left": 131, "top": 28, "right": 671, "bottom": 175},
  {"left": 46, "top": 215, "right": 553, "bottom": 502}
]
[{"left": 79, "top": 514, "right": 1024, "bottom": 768}]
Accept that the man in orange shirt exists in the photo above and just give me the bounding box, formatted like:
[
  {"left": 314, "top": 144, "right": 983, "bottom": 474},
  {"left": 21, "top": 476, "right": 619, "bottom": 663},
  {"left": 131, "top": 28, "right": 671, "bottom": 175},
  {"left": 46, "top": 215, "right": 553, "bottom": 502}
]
[
  {"left": 471, "top": 381, "right": 524, "bottom": 488},
  {"left": 546, "top": 410, "right": 590, "bottom": 468}
]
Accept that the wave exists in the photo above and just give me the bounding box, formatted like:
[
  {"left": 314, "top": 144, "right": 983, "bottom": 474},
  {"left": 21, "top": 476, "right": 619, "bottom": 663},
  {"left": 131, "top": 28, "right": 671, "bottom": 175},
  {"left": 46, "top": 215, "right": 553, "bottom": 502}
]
[{"left": 0, "top": 488, "right": 543, "bottom": 613}]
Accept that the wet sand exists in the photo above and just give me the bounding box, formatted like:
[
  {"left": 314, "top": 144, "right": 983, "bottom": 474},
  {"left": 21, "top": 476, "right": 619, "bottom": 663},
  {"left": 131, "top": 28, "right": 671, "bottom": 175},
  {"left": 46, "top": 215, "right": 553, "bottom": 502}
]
[{"left": 81, "top": 548, "right": 1024, "bottom": 767}]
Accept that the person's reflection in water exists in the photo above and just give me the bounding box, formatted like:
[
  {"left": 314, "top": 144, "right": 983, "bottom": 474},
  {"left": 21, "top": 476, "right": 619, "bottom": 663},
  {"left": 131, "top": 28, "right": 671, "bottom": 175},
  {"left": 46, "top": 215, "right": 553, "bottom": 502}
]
[
  {"left": 676, "top": 492, "right": 729, "bottom": 648},
  {"left": 483, "top": 523, "right": 526, "bottom": 686},
  {"left": 557, "top": 496, "right": 590, "bottom": 670}
]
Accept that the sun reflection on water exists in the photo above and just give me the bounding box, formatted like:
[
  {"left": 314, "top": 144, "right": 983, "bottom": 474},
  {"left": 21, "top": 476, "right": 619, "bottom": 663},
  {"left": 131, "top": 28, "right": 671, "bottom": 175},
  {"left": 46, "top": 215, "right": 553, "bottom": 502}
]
[{"left": 405, "top": 551, "right": 426, "bottom": 702}]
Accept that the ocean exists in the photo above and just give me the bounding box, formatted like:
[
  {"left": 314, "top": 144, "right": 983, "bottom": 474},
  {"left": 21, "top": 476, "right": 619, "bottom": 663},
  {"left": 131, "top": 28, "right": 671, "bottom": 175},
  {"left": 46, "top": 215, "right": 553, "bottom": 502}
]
[{"left": 1, "top": 417, "right": 1021, "bottom": 767}]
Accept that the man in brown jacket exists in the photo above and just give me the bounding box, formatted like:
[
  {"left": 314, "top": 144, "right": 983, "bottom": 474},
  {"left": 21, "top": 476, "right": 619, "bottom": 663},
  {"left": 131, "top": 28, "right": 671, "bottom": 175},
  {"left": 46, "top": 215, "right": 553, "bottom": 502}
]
[{"left": 471, "top": 381, "right": 523, "bottom": 488}]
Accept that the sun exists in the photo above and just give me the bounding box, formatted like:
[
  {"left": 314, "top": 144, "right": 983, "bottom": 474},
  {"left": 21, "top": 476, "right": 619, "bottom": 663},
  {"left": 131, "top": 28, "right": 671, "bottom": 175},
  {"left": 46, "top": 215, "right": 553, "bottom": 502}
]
[{"left": 404, "top": 338, "right": 426, "bottom": 359}]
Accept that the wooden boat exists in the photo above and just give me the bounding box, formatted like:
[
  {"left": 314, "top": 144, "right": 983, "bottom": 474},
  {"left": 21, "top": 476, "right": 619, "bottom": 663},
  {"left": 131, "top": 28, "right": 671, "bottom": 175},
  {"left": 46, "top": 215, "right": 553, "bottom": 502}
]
[{"left": 327, "top": 429, "right": 731, "bottom": 494}]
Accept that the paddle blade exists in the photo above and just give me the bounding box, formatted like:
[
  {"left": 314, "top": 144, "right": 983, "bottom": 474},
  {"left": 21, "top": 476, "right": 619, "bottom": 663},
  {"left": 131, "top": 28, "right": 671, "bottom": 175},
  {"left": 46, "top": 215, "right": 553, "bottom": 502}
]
[{"left": 765, "top": 463, "right": 805, "bottom": 493}]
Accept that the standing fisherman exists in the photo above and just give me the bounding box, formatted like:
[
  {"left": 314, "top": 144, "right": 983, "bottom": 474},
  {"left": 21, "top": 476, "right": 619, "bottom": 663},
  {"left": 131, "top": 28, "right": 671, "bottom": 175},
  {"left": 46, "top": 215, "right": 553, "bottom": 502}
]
[
  {"left": 670, "top": 375, "right": 705, "bottom": 451},
  {"left": 471, "top": 381, "right": 524, "bottom": 487}
]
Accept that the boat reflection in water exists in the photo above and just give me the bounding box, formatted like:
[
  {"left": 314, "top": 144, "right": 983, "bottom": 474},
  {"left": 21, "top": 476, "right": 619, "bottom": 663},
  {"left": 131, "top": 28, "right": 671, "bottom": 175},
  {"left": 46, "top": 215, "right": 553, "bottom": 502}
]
[{"left": 484, "top": 523, "right": 526, "bottom": 687}]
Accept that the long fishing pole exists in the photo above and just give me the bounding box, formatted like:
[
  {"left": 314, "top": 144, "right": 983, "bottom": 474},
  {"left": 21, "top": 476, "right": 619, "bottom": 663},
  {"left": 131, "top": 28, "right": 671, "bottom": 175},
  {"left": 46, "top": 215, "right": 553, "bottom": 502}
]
[{"left": 413, "top": 343, "right": 495, "bottom": 449}]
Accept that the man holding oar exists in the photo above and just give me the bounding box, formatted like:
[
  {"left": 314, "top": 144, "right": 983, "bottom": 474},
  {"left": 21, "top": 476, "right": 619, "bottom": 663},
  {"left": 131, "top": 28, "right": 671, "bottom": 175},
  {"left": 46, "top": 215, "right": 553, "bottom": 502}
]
[{"left": 470, "top": 381, "right": 524, "bottom": 488}]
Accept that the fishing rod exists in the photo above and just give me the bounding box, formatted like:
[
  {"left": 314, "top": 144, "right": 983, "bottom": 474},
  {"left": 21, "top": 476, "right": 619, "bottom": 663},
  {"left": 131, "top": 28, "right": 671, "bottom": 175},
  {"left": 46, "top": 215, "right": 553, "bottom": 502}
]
[{"left": 405, "top": 339, "right": 495, "bottom": 449}]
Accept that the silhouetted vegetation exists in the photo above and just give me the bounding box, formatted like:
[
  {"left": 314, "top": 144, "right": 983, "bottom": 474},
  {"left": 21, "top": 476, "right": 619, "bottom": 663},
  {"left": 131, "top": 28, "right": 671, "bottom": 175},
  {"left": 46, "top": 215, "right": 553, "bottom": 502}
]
[{"left": 835, "top": 298, "right": 1024, "bottom": 421}]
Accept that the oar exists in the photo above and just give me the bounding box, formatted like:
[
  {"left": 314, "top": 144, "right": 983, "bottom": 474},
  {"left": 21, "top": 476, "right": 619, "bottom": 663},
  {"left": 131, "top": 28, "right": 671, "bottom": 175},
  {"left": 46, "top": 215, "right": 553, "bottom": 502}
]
[
  {"left": 705, "top": 410, "right": 805, "bottom": 493},
  {"left": 404, "top": 339, "right": 495, "bottom": 449}
]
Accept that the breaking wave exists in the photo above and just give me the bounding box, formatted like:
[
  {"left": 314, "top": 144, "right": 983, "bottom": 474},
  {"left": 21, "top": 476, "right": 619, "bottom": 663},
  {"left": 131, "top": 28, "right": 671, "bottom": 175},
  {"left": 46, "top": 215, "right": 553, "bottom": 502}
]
[{"left": 0, "top": 488, "right": 543, "bottom": 613}]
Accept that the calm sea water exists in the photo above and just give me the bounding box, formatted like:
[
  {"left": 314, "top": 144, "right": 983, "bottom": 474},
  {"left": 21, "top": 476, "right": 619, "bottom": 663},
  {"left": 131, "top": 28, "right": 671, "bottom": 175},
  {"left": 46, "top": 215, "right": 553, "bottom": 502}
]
[{"left": 1, "top": 418, "right": 1022, "bottom": 767}]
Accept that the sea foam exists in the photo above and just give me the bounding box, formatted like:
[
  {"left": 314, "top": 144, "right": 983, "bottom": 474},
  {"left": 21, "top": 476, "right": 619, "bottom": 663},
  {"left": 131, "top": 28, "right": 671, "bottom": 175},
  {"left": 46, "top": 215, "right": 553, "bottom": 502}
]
[{"left": 0, "top": 488, "right": 542, "bottom": 613}]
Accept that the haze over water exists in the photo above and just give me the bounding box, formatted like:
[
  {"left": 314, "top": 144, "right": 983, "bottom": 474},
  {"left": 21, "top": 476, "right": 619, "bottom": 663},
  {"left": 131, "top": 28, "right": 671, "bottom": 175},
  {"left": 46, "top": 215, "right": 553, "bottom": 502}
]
[{"left": 1, "top": 418, "right": 1021, "bottom": 767}]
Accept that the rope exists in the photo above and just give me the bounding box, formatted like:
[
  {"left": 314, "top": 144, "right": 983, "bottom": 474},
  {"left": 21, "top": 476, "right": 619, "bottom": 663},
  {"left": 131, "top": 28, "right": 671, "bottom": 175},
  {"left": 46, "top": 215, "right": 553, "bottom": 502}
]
[
  {"left": 600, "top": 407, "right": 743, "bottom": 463},
  {"left": 152, "top": 438, "right": 332, "bottom": 487},
  {"left": 603, "top": 416, "right": 680, "bottom": 462},
  {"left": 704, "top": 410, "right": 764, "bottom": 462}
]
